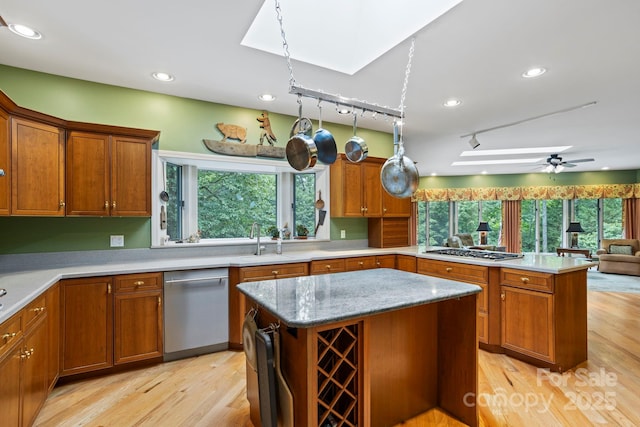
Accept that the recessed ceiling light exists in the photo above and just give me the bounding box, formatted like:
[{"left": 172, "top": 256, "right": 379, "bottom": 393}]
[
  {"left": 481, "top": 170, "right": 488, "bottom": 175},
  {"left": 337, "top": 107, "right": 352, "bottom": 115},
  {"left": 601, "top": 166, "right": 610, "bottom": 170},
  {"left": 444, "top": 99, "right": 461, "bottom": 107},
  {"left": 152, "top": 72, "right": 174, "bottom": 82},
  {"left": 452, "top": 158, "right": 543, "bottom": 166},
  {"left": 460, "top": 146, "right": 572, "bottom": 157},
  {"left": 522, "top": 67, "right": 547, "bottom": 78},
  {"left": 258, "top": 93, "right": 276, "bottom": 102},
  {"left": 8, "top": 23, "right": 42, "bottom": 39},
  {"left": 430, "top": 172, "right": 437, "bottom": 176}
]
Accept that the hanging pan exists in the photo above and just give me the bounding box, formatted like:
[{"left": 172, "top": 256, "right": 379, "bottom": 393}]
[
  {"left": 344, "top": 112, "right": 368, "bottom": 163},
  {"left": 312, "top": 102, "right": 337, "bottom": 164},
  {"left": 286, "top": 99, "right": 318, "bottom": 171},
  {"left": 380, "top": 121, "right": 419, "bottom": 199}
]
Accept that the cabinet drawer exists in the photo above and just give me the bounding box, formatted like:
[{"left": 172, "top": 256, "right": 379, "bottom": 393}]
[
  {"left": 23, "top": 295, "right": 47, "bottom": 330},
  {"left": 115, "top": 272, "right": 162, "bottom": 292},
  {"left": 501, "top": 268, "right": 554, "bottom": 293},
  {"left": 345, "top": 256, "right": 377, "bottom": 271},
  {"left": 241, "top": 263, "right": 309, "bottom": 281},
  {"left": 375, "top": 255, "right": 397, "bottom": 269},
  {"left": 0, "top": 313, "right": 22, "bottom": 357},
  {"left": 417, "top": 259, "right": 488, "bottom": 285},
  {"left": 310, "top": 259, "right": 346, "bottom": 275}
]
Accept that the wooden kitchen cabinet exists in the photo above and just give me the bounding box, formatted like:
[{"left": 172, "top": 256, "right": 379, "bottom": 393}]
[
  {"left": 330, "top": 154, "right": 383, "bottom": 217},
  {"left": 113, "top": 273, "right": 163, "bottom": 365},
  {"left": 11, "top": 117, "right": 65, "bottom": 216},
  {"left": 396, "top": 254, "right": 417, "bottom": 272},
  {"left": 0, "top": 107, "right": 9, "bottom": 215},
  {"left": 46, "top": 283, "right": 60, "bottom": 392},
  {"left": 0, "top": 287, "right": 51, "bottom": 427},
  {"left": 382, "top": 188, "right": 411, "bottom": 217},
  {"left": 60, "top": 276, "right": 113, "bottom": 376},
  {"left": 499, "top": 268, "right": 587, "bottom": 371},
  {"left": 310, "top": 258, "right": 346, "bottom": 274},
  {"left": 368, "top": 217, "right": 411, "bottom": 248},
  {"left": 345, "top": 255, "right": 396, "bottom": 271},
  {"left": 61, "top": 273, "right": 163, "bottom": 376},
  {"left": 66, "top": 131, "right": 152, "bottom": 216},
  {"left": 228, "top": 263, "right": 309, "bottom": 348}
]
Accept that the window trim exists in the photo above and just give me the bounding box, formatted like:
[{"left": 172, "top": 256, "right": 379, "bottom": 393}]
[{"left": 151, "top": 150, "right": 330, "bottom": 247}]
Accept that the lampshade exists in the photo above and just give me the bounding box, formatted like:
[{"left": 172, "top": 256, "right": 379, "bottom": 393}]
[
  {"left": 476, "top": 222, "right": 491, "bottom": 232},
  {"left": 566, "top": 222, "right": 585, "bottom": 233}
]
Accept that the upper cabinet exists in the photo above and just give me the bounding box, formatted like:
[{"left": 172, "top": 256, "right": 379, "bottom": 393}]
[
  {"left": 330, "top": 155, "right": 383, "bottom": 217},
  {"left": 11, "top": 118, "right": 65, "bottom": 216},
  {"left": 330, "top": 154, "right": 411, "bottom": 218},
  {"left": 0, "top": 90, "right": 159, "bottom": 218},
  {"left": 67, "top": 132, "right": 152, "bottom": 216}
]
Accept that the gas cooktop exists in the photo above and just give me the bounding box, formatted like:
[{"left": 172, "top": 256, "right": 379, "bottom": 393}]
[{"left": 424, "top": 248, "right": 524, "bottom": 261}]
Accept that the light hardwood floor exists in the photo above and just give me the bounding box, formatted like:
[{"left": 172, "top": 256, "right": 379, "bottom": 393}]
[{"left": 35, "top": 291, "right": 640, "bottom": 427}]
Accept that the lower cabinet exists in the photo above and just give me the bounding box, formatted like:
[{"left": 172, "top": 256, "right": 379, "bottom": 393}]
[
  {"left": 0, "top": 287, "right": 52, "bottom": 427},
  {"left": 60, "top": 272, "right": 163, "bottom": 377},
  {"left": 501, "top": 285, "right": 554, "bottom": 362}
]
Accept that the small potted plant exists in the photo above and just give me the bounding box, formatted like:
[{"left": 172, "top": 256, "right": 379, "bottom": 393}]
[
  {"left": 267, "top": 225, "right": 280, "bottom": 240},
  {"left": 296, "top": 224, "right": 309, "bottom": 239}
]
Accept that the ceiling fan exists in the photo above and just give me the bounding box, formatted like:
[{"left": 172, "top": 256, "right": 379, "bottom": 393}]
[{"left": 542, "top": 154, "right": 595, "bottom": 173}]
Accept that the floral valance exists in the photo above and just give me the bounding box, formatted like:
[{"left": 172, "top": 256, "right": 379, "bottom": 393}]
[{"left": 413, "top": 183, "right": 640, "bottom": 202}]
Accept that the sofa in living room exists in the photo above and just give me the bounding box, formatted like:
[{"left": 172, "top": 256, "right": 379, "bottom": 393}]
[{"left": 595, "top": 239, "right": 640, "bottom": 276}]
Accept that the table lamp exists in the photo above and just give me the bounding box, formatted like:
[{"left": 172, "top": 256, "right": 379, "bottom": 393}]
[
  {"left": 476, "top": 222, "right": 491, "bottom": 245},
  {"left": 566, "top": 222, "right": 585, "bottom": 248}
]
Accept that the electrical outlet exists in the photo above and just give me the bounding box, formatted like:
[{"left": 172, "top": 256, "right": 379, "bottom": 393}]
[
  {"left": 110, "top": 235, "right": 125, "bottom": 247},
  {"left": 340, "top": 230, "right": 346, "bottom": 239}
]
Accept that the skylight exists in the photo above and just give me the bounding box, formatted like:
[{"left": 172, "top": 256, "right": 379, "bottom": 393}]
[{"left": 241, "top": 0, "right": 463, "bottom": 75}]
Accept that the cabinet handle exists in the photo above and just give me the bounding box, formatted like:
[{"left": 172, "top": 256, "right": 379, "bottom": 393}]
[
  {"left": 21, "top": 348, "right": 34, "bottom": 360},
  {"left": 361, "top": 207, "right": 365, "bottom": 213},
  {"left": 501, "top": 292, "right": 506, "bottom": 301},
  {"left": 158, "top": 296, "right": 162, "bottom": 307},
  {"left": 445, "top": 267, "right": 453, "bottom": 272},
  {"left": 325, "top": 265, "right": 331, "bottom": 270},
  {"left": 272, "top": 271, "right": 279, "bottom": 276},
  {"left": 32, "top": 306, "right": 45, "bottom": 314},
  {"left": 105, "top": 201, "right": 110, "bottom": 210},
  {"left": 376, "top": 262, "right": 381, "bottom": 266},
  {"left": 2, "top": 332, "right": 17, "bottom": 342},
  {"left": 383, "top": 208, "right": 387, "bottom": 213},
  {"left": 520, "top": 277, "right": 529, "bottom": 283},
  {"left": 358, "top": 261, "right": 364, "bottom": 266},
  {"left": 59, "top": 200, "right": 66, "bottom": 208},
  {"left": 364, "top": 207, "right": 368, "bottom": 212},
  {"left": 133, "top": 280, "right": 145, "bottom": 287},
  {"left": 108, "top": 284, "right": 112, "bottom": 294},
  {"left": 112, "top": 201, "right": 117, "bottom": 209}
]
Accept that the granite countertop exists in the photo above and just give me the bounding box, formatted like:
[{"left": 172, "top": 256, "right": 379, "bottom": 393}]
[
  {"left": 237, "top": 268, "right": 482, "bottom": 328},
  {"left": 0, "top": 245, "right": 594, "bottom": 323}
]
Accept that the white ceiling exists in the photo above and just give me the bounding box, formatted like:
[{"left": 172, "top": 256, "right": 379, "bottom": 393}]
[{"left": 1, "top": 0, "right": 639, "bottom": 177}]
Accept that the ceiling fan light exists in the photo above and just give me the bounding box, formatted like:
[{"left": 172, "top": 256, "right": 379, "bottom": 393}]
[{"left": 555, "top": 165, "right": 564, "bottom": 173}]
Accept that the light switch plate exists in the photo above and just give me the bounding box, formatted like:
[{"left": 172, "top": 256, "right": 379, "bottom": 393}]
[
  {"left": 110, "top": 235, "right": 125, "bottom": 247},
  {"left": 340, "top": 230, "right": 346, "bottom": 239}
]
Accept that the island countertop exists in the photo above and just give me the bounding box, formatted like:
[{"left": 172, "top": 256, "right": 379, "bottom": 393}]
[{"left": 237, "top": 268, "right": 481, "bottom": 328}]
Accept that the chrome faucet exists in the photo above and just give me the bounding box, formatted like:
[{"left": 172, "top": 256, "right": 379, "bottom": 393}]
[{"left": 250, "top": 222, "right": 265, "bottom": 255}]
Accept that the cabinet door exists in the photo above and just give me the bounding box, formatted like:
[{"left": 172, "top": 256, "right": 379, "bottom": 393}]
[
  {"left": 342, "top": 161, "right": 364, "bottom": 217},
  {"left": 21, "top": 316, "right": 49, "bottom": 427},
  {"left": 114, "top": 290, "right": 163, "bottom": 365},
  {"left": 66, "top": 131, "right": 111, "bottom": 216},
  {"left": 61, "top": 277, "right": 113, "bottom": 376},
  {"left": 111, "top": 136, "right": 152, "bottom": 216},
  {"left": 11, "top": 118, "right": 65, "bottom": 216},
  {"left": 396, "top": 255, "right": 416, "bottom": 272},
  {"left": 0, "top": 342, "right": 22, "bottom": 426},
  {"left": 501, "top": 286, "right": 554, "bottom": 362},
  {"left": 0, "top": 109, "right": 9, "bottom": 215},
  {"left": 362, "top": 162, "right": 382, "bottom": 217},
  {"left": 382, "top": 190, "right": 411, "bottom": 217},
  {"left": 375, "top": 255, "right": 396, "bottom": 269}
]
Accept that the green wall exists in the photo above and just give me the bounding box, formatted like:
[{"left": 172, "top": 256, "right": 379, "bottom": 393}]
[
  {"left": 0, "top": 65, "right": 395, "bottom": 254},
  {"left": 1, "top": 64, "right": 638, "bottom": 254}
]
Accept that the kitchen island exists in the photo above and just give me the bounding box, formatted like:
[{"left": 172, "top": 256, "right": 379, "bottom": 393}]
[{"left": 238, "top": 268, "right": 481, "bottom": 427}]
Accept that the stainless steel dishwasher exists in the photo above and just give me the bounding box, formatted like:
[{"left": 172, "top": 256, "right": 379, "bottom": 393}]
[{"left": 163, "top": 268, "right": 229, "bottom": 361}]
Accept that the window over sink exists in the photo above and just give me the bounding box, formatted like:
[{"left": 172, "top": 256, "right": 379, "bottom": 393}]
[{"left": 152, "top": 150, "right": 329, "bottom": 246}]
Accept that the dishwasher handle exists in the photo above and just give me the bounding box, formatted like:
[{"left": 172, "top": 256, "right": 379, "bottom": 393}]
[{"left": 164, "top": 276, "right": 227, "bottom": 285}]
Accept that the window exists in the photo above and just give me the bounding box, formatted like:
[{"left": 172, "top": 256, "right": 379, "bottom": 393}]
[
  {"left": 520, "top": 199, "right": 563, "bottom": 253},
  {"left": 419, "top": 201, "right": 450, "bottom": 247},
  {"left": 602, "top": 198, "right": 623, "bottom": 239},
  {"left": 572, "top": 199, "right": 598, "bottom": 251},
  {"left": 153, "top": 151, "right": 329, "bottom": 245}
]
